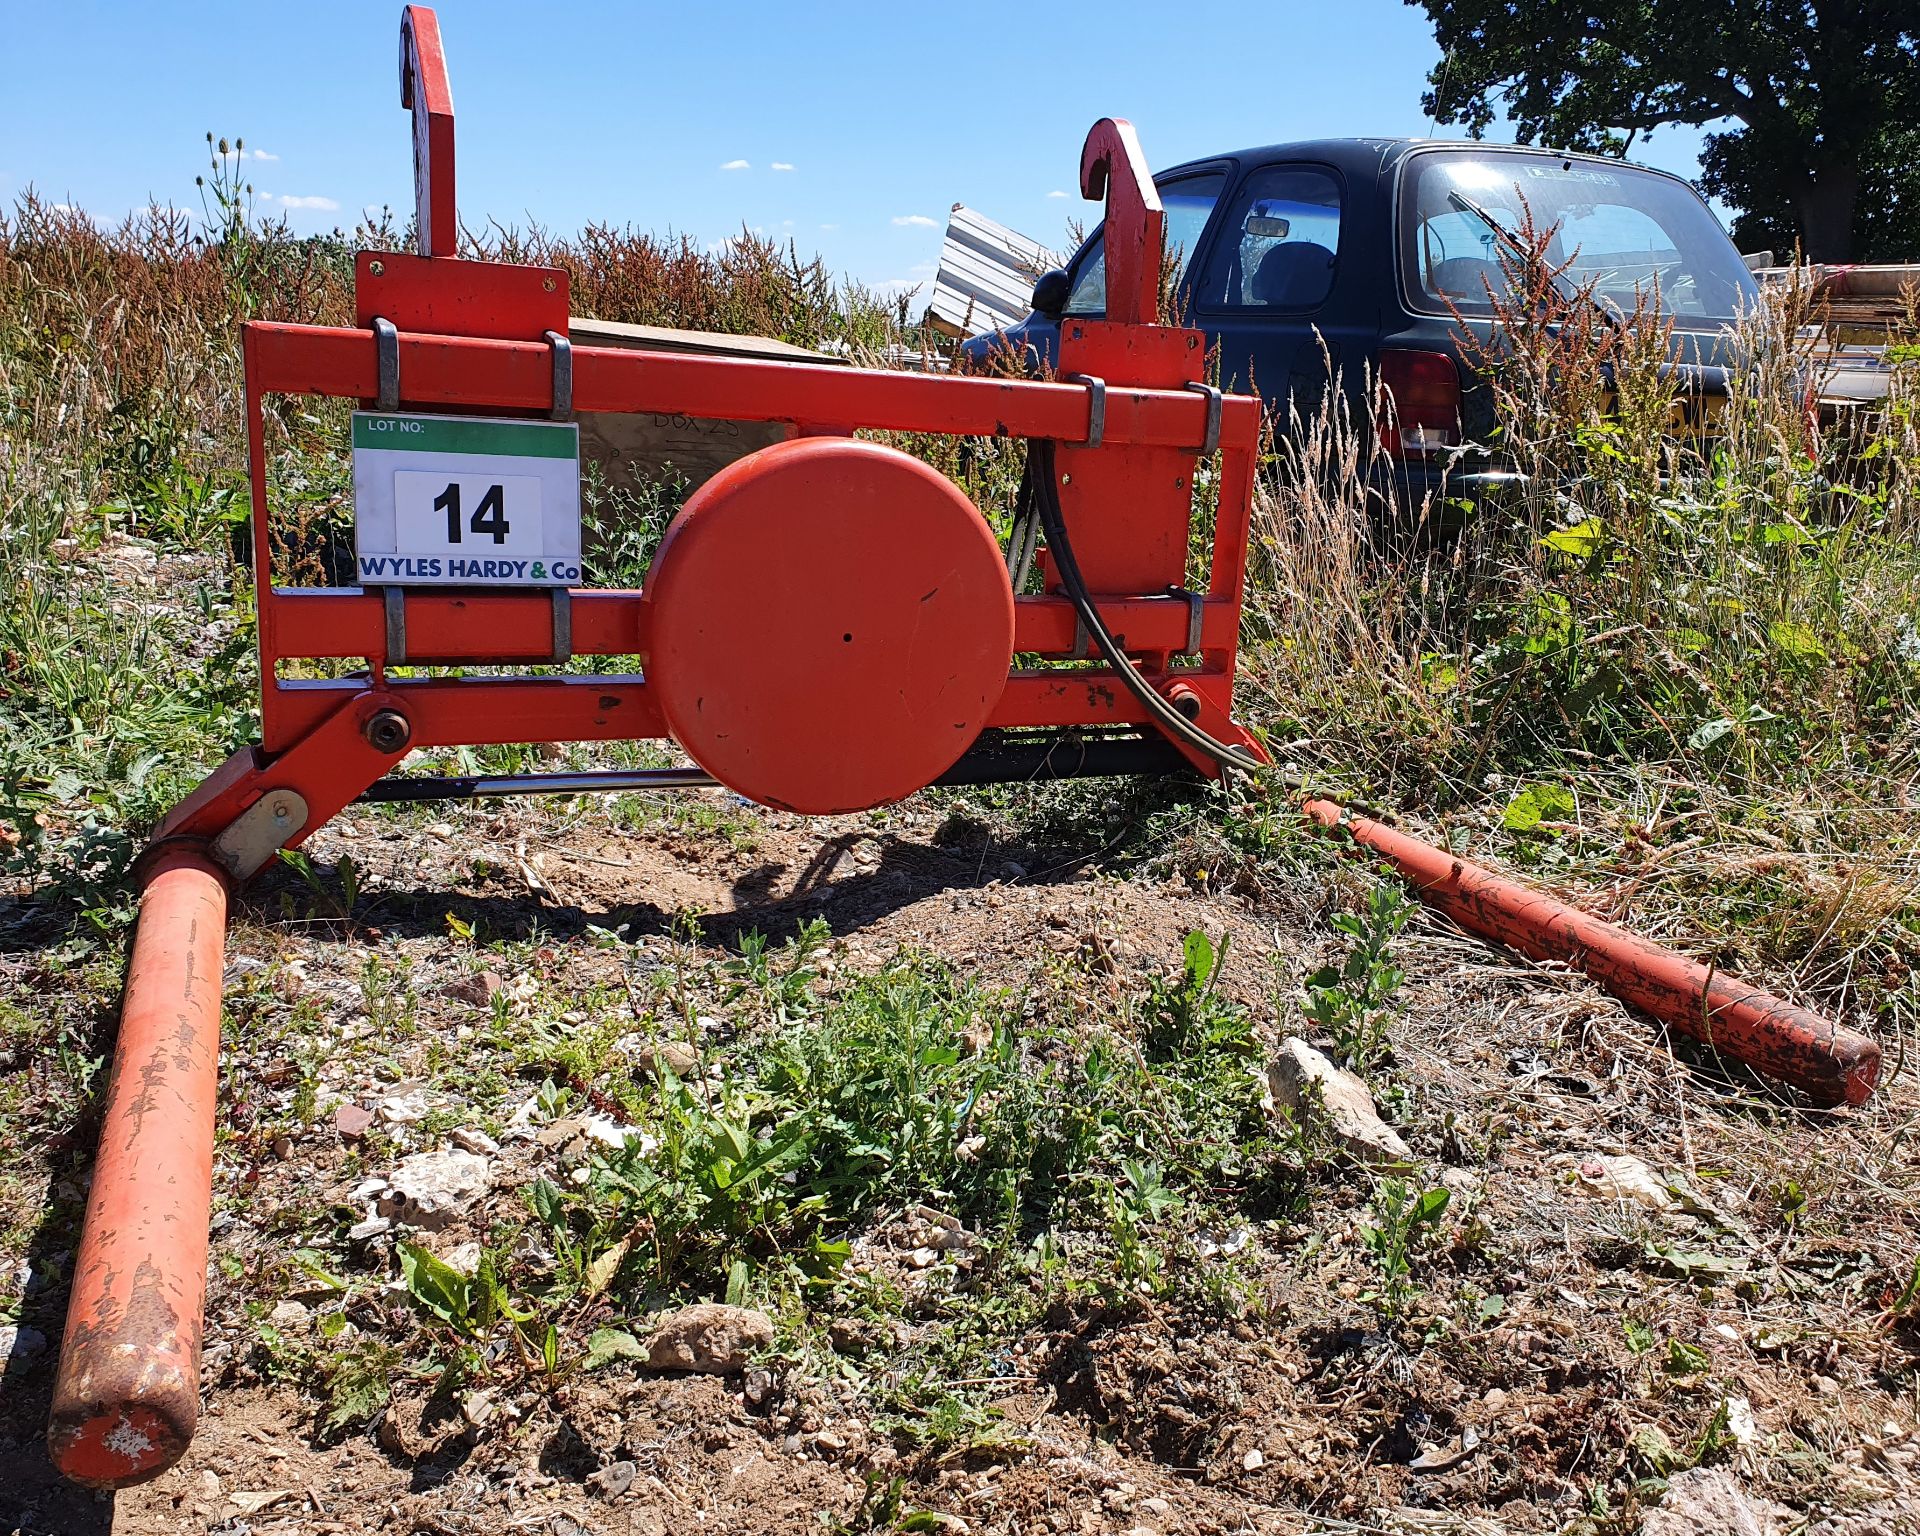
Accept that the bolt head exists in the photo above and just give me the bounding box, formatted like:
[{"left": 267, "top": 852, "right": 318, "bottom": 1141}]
[
  {"left": 368, "top": 259, "right": 385, "bottom": 276},
  {"left": 543, "top": 276, "right": 557, "bottom": 292},
  {"left": 365, "top": 710, "right": 411, "bottom": 754}
]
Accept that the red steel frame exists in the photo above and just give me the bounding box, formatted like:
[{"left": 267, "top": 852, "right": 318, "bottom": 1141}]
[
  {"left": 148, "top": 95, "right": 1269, "bottom": 849},
  {"left": 236, "top": 333, "right": 1261, "bottom": 758}
]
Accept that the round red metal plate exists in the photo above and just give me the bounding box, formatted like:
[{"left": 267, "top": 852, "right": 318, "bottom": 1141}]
[{"left": 642, "top": 437, "right": 1014, "bottom": 814}]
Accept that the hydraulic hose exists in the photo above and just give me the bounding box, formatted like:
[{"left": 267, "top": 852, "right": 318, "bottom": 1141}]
[
  {"left": 1006, "top": 449, "right": 1042, "bottom": 591},
  {"left": 1028, "top": 438, "right": 1265, "bottom": 774}
]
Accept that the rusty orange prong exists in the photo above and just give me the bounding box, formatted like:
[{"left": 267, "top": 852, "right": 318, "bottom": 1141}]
[
  {"left": 399, "top": 5, "right": 456, "bottom": 258},
  {"left": 1302, "top": 799, "right": 1881, "bottom": 1107},
  {"left": 48, "top": 845, "right": 230, "bottom": 1487},
  {"left": 1079, "top": 117, "right": 1164, "bottom": 327}
]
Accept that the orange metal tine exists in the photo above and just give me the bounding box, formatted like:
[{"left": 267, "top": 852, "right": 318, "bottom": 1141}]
[
  {"left": 1303, "top": 798, "right": 1881, "bottom": 1107},
  {"left": 48, "top": 846, "right": 230, "bottom": 1487}
]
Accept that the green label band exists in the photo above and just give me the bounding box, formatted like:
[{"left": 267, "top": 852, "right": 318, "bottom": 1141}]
[{"left": 352, "top": 413, "right": 578, "bottom": 458}]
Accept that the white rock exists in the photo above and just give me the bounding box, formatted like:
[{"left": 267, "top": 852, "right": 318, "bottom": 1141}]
[
  {"left": 377, "top": 1149, "right": 492, "bottom": 1230},
  {"left": 376, "top": 1088, "right": 431, "bottom": 1126},
  {"left": 267, "top": 1300, "right": 310, "bottom": 1331},
  {"left": 0, "top": 1325, "right": 48, "bottom": 1363},
  {"left": 1268, "top": 1038, "right": 1412, "bottom": 1165},
  {"left": 1242, "top": 1448, "right": 1266, "bottom": 1471},
  {"left": 1575, "top": 1154, "right": 1674, "bottom": 1211},
  {"left": 1641, "top": 1467, "right": 1792, "bottom": 1535},
  {"left": 440, "top": 1242, "right": 482, "bottom": 1273},
  {"left": 449, "top": 1127, "right": 500, "bottom": 1157},
  {"left": 580, "top": 1114, "right": 656, "bottom": 1152},
  {"left": 505, "top": 1096, "right": 545, "bottom": 1138}
]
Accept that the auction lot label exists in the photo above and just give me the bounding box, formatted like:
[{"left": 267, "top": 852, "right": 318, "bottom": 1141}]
[{"left": 351, "top": 412, "right": 581, "bottom": 587}]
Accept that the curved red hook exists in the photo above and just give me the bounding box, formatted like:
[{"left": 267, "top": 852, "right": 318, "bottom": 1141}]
[
  {"left": 399, "top": 6, "right": 456, "bottom": 258},
  {"left": 1079, "top": 118, "right": 1165, "bottom": 327}
]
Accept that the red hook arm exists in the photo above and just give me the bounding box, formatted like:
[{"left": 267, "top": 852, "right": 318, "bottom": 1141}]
[
  {"left": 399, "top": 6, "right": 456, "bottom": 257},
  {"left": 1079, "top": 118, "right": 1165, "bottom": 327}
]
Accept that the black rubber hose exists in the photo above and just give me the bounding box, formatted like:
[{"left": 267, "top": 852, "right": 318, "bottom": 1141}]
[
  {"left": 1006, "top": 448, "right": 1041, "bottom": 589},
  {"left": 1028, "top": 438, "right": 1266, "bottom": 775}
]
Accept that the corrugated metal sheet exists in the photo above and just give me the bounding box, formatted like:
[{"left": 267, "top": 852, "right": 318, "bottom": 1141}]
[{"left": 926, "top": 205, "right": 1061, "bottom": 339}]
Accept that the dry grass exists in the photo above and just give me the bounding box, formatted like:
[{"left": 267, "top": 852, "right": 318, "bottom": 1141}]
[{"left": 1238, "top": 230, "right": 1919, "bottom": 1048}]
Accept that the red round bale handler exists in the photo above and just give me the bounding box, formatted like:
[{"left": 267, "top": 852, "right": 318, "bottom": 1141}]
[{"left": 46, "top": 4, "right": 1880, "bottom": 1489}]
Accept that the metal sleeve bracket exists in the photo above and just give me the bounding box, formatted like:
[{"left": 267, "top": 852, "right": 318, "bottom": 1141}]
[
  {"left": 1064, "top": 373, "right": 1106, "bottom": 449},
  {"left": 1183, "top": 381, "right": 1222, "bottom": 457},
  {"left": 372, "top": 316, "right": 400, "bottom": 411}
]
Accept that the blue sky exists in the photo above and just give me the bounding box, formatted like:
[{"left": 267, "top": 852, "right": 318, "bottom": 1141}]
[{"left": 0, "top": 0, "right": 1720, "bottom": 298}]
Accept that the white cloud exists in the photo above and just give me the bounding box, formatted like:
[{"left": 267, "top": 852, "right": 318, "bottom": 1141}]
[
  {"left": 704, "top": 228, "right": 768, "bottom": 254},
  {"left": 720, "top": 159, "right": 750, "bottom": 171},
  {"left": 219, "top": 147, "right": 279, "bottom": 163},
  {"left": 276, "top": 194, "right": 340, "bottom": 211},
  {"left": 771, "top": 161, "right": 795, "bottom": 172},
  {"left": 1046, "top": 189, "right": 1070, "bottom": 199},
  {"left": 892, "top": 214, "right": 938, "bottom": 229},
  {"left": 873, "top": 277, "right": 926, "bottom": 298},
  {"left": 820, "top": 222, "right": 838, "bottom": 231}
]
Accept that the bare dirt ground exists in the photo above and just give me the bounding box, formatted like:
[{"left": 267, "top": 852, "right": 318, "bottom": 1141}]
[{"left": 4, "top": 787, "right": 1919, "bottom": 1535}]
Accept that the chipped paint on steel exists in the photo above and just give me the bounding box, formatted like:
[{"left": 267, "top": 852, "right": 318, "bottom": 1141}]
[{"left": 48, "top": 846, "right": 229, "bottom": 1487}]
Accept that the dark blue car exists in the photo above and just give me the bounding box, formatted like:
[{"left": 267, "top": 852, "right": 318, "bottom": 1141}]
[{"left": 961, "top": 138, "right": 1760, "bottom": 503}]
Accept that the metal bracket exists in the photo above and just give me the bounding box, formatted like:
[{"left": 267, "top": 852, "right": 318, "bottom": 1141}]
[
  {"left": 1071, "top": 611, "right": 1092, "bottom": 661},
  {"left": 383, "top": 585, "right": 408, "bottom": 665},
  {"left": 1064, "top": 373, "right": 1105, "bottom": 449},
  {"left": 1183, "top": 381, "right": 1222, "bottom": 457},
  {"left": 544, "top": 329, "right": 575, "bottom": 664},
  {"left": 1167, "top": 586, "right": 1205, "bottom": 654},
  {"left": 543, "top": 323, "right": 575, "bottom": 667},
  {"left": 1069, "top": 611, "right": 1129, "bottom": 662},
  {"left": 545, "top": 328, "right": 573, "bottom": 421},
  {"left": 549, "top": 588, "right": 573, "bottom": 665},
  {"left": 210, "top": 789, "right": 311, "bottom": 881},
  {"left": 372, "top": 316, "right": 400, "bottom": 411},
  {"left": 371, "top": 317, "right": 407, "bottom": 664}
]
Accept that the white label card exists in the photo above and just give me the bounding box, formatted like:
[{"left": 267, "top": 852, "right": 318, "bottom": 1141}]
[{"left": 351, "top": 412, "right": 582, "bottom": 588}]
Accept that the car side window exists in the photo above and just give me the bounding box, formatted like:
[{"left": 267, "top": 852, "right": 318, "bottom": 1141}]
[
  {"left": 1196, "top": 166, "right": 1342, "bottom": 311},
  {"left": 1063, "top": 171, "right": 1227, "bottom": 317}
]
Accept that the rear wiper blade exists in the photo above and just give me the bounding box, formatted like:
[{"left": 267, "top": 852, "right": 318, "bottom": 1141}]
[{"left": 1445, "top": 188, "right": 1622, "bottom": 334}]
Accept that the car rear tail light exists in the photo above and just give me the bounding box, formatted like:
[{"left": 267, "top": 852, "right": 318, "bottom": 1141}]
[{"left": 1377, "top": 349, "right": 1462, "bottom": 457}]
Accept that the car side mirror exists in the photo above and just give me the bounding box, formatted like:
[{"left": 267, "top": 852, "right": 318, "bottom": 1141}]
[{"left": 1030, "top": 268, "right": 1070, "bottom": 318}]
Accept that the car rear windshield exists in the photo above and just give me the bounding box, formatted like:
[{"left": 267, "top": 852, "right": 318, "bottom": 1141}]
[{"left": 1402, "top": 150, "right": 1759, "bottom": 329}]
